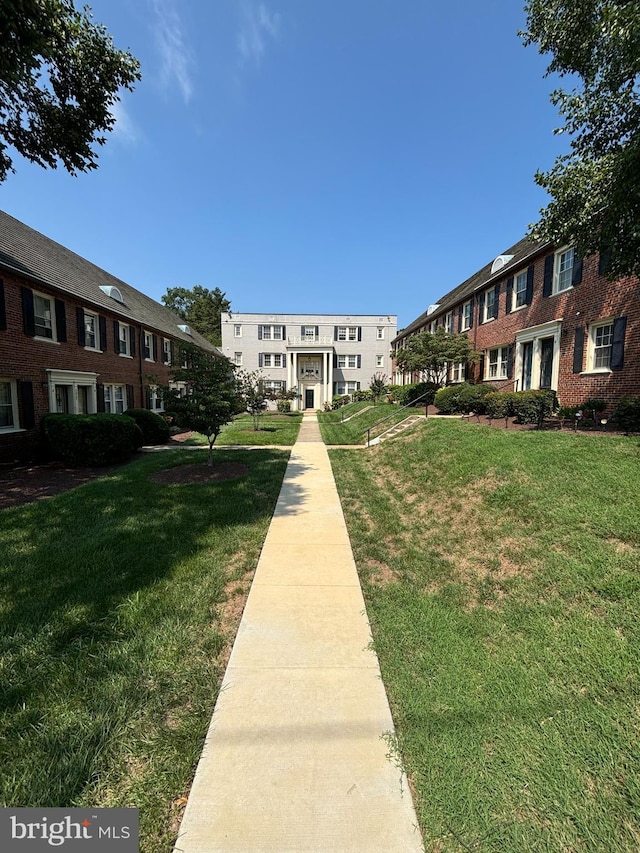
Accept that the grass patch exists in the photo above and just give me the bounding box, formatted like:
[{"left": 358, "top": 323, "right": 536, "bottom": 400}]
[
  {"left": 318, "top": 403, "right": 418, "bottom": 444},
  {"left": 317, "top": 401, "right": 373, "bottom": 423},
  {"left": 0, "top": 448, "right": 289, "bottom": 852},
  {"left": 330, "top": 420, "right": 640, "bottom": 852},
  {"left": 182, "top": 412, "right": 302, "bottom": 447}
]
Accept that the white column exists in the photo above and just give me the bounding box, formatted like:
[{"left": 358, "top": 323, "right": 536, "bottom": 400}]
[{"left": 328, "top": 351, "right": 334, "bottom": 402}]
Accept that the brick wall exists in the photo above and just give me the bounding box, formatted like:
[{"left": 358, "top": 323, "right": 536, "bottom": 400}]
[
  {"left": 395, "top": 247, "right": 640, "bottom": 413},
  {"left": 0, "top": 272, "right": 181, "bottom": 463}
]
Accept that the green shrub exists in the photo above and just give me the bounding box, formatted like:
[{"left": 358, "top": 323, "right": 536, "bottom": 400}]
[
  {"left": 484, "top": 391, "right": 512, "bottom": 422},
  {"left": 434, "top": 382, "right": 491, "bottom": 414},
  {"left": 391, "top": 383, "right": 416, "bottom": 406},
  {"left": 125, "top": 408, "right": 170, "bottom": 445},
  {"left": 405, "top": 381, "right": 439, "bottom": 407},
  {"left": 42, "top": 414, "right": 144, "bottom": 466},
  {"left": 512, "top": 390, "right": 557, "bottom": 426},
  {"left": 456, "top": 383, "right": 494, "bottom": 415},
  {"left": 485, "top": 390, "right": 557, "bottom": 428},
  {"left": 276, "top": 399, "right": 292, "bottom": 413},
  {"left": 434, "top": 383, "right": 466, "bottom": 413},
  {"left": 557, "top": 404, "right": 579, "bottom": 426},
  {"left": 611, "top": 396, "right": 640, "bottom": 434},
  {"left": 331, "top": 395, "right": 350, "bottom": 410},
  {"left": 352, "top": 389, "right": 373, "bottom": 402}
]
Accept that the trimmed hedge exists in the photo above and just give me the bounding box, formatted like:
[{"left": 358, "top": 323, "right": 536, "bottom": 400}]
[
  {"left": 392, "top": 382, "right": 439, "bottom": 407},
  {"left": 42, "top": 413, "right": 144, "bottom": 466},
  {"left": 125, "top": 408, "right": 170, "bottom": 445},
  {"left": 611, "top": 396, "right": 640, "bottom": 434},
  {"left": 434, "top": 383, "right": 493, "bottom": 414},
  {"left": 484, "top": 390, "right": 557, "bottom": 428}
]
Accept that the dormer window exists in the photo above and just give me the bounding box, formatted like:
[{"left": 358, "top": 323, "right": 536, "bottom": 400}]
[
  {"left": 99, "top": 285, "right": 125, "bottom": 304},
  {"left": 178, "top": 324, "right": 192, "bottom": 335}
]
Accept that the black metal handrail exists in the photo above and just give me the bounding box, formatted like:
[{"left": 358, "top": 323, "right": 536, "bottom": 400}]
[{"left": 366, "top": 391, "right": 432, "bottom": 447}]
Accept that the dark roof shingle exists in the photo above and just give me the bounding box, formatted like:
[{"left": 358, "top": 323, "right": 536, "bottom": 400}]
[{"left": 0, "top": 210, "right": 219, "bottom": 353}]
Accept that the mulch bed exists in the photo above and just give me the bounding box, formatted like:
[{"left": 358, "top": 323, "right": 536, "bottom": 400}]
[
  {"left": 0, "top": 461, "right": 126, "bottom": 511},
  {"left": 148, "top": 462, "right": 249, "bottom": 485}
]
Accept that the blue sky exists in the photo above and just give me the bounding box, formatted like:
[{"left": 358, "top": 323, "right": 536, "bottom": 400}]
[{"left": 1, "top": 0, "right": 568, "bottom": 330}]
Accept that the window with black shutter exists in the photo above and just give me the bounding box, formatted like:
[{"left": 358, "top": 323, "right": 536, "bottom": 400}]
[{"left": 611, "top": 316, "right": 627, "bottom": 371}]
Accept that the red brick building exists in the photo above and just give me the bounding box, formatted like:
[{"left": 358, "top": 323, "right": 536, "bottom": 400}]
[
  {"left": 393, "top": 235, "right": 640, "bottom": 410},
  {"left": 0, "top": 211, "right": 219, "bottom": 463}
]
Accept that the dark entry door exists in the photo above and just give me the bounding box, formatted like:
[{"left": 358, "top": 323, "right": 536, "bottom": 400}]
[
  {"left": 539, "top": 337, "right": 554, "bottom": 388},
  {"left": 305, "top": 389, "right": 314, "bottom": 409},
  {"left": 521, "top": 342, "right": 533, "bottom": 390}
]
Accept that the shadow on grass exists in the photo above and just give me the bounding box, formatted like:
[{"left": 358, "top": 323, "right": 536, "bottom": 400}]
[{"left": 0, "top": 448, "right": 292, "bottom": 807}]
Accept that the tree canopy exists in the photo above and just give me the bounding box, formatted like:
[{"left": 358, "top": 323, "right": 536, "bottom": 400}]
[
  {"left": 522, "top": 0, "right": 640, "bottom": 278},
  {"left": 161, "top": 286, "right": 231, "bottom": 347},
  {"left": 161, "top": 346, "right": 241, "bottom": 465},
  {"left": 0, "top": 0, "right": 140, "bottom": 182},
  {"left": 394, "top": 328, "right": 478, "bottom": 386}
]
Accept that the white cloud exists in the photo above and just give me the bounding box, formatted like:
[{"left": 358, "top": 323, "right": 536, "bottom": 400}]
[
  {"left": 110, "top": 99, "right": 140, "bottom": 145},
  {"left": 237, "top": 2, "right": 281, "bottom": 70},
  {"left": 150, "top": 0, "right": 194, "bottom": 103}
]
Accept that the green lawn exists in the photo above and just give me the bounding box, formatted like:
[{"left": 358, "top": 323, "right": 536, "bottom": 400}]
[
  {"left": 181, "top": 412, "right": 302, "bottom": 446},
  {"left": 318, "top": 402, "right": 419, "bottom": 444},
  {"left": 330, "top": 420, "right": 640, "bottom": 852},
  {"left": 317, "top": 400, "right": 373, "bottom": 423},
  {"left": 0, "top": 449, "right": 289, "bottom": 852}
]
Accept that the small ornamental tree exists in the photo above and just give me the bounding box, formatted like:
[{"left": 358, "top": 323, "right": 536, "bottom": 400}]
[
  {"left": 236, "top": 370, "right": 272, "bottom": 430},
  {"left": 369, "top": 373, "right": 388, "bottom": 404},
  {"left": 394, "top": 328, "right": 478, "bottom": 387},
  {"left": 161, "top": 346, "right": 241, "bottom": 466}
]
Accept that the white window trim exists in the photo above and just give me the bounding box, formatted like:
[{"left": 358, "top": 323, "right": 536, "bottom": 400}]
[
  {"left": 148, "top": 385, "right": 164, "bottom": 412},
  {"left": 262, "top": 353, "right": 284, "bottom": 368},
  {"left": 143, "top": 330, "right": 155, "bottom": 362},
  {"left": 234, "top": 324, "right": 242, "bottom": 338},
  {"left": 583, "top": 319, "right": 614, "bottom": 375},
  {"left": 163, "top": 338, "right": 172, "bottom": 365},
  {"left": 376, "top": 355, "right": 384, "bottom": 368},
  {"left": 335, "top": 381, "right": 360, "bottom": 395},
  {"left": 338, "top": 355, "right": 358, "bottom": 369},
  {"left": 46, "top": 369, "right": 99, "bottom": 414},
  {"left": 103, "top": 383, "right": 127, "bottom": 414},
  {"left": 33, "top": 291, "right": 59, "bottom": 344},
  {"left": 376, "top": 327, "right": 385, "bottom": 340},
  {"left": 449, "top": 362, "right": 465, "bottom": 383},
  {"left": 513, "top": 271, "right": 528, "bottom": 310},
  {"left": 118, "top": 322, "right": 132, "bottom": 358},
  {"left": 514, "top": 320, "right": 562, "bottom": 391},
  {"left": 483, "top": 287, "right": 497, "bottom": 324},
  {"left": 234, "top": 352, "right": 243, "bottom": 366},
  {"left": 445, "top": 311, "right": 454, "bottom": 334},
  {"left": 83, "top": 311, "right": 101, "bottom": 352},
  {"left": 485, "top": 347, "right": 509, "bottom": 381},
  {"left": 461, "top": 301, "right": 472, "bottom": 332},
  {"left": 0, "top": 378, "right": 22, "bottom": 433},
  {"left": 553, "top": 246, "right": 575, "bottom": 295}
]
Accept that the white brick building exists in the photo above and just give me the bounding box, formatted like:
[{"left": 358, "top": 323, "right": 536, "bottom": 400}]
[{"left": 221, "top": 313, "right": 397, "bottom": 410}]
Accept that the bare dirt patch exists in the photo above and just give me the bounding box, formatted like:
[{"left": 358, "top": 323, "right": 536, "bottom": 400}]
[
  {"left": 148, "top": 462, "right": 249, "bottom": 485},
  {"left": 0, "top": 461, "right": 126, "bottom": 510}
]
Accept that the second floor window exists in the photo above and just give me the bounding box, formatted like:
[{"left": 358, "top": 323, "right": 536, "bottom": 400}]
[
  {"left": 84, "top": 312, "right": 98, "bottom": 349},
  {"left": 337, "top": 326, "right": 359, "bottom": 341},
  {"left": 34, "top": 293, "right": 54, "bottom": 339},
  {"left": 555, "top": 247, "right": 575, "bottom": 294}
]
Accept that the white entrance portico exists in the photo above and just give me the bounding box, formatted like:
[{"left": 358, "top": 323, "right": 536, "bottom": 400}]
[{"left": 286, "top": 334, "right": 334, "bottom": 410}]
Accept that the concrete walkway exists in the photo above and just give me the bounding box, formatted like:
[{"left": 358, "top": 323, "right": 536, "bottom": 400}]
[{"left": 174, "top": 413, "right": 424, "bottom": 853}]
